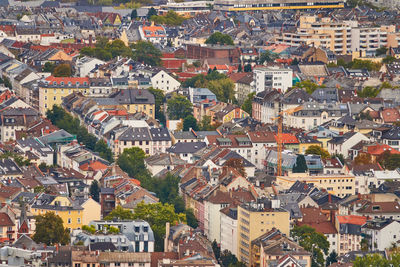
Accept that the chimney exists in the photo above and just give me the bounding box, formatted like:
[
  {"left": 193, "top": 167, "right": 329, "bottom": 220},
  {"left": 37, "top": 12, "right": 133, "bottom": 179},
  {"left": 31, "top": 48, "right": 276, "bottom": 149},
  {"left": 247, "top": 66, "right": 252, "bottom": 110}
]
[{"left": 328, "top": 194, "right": 332, "bottom": 203}]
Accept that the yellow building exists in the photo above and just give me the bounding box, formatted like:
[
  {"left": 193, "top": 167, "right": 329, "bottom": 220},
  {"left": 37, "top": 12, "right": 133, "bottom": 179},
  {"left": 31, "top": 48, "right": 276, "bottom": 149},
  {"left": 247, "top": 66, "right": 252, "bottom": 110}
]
[
  {"left": 39, "top": 76, "right": 90, "bottom": 115},
  {"left": 277, "top": 16, "right": 396, "bottom": 55},
  {"left": 237, "top": 200, "right": 290, "bottom": 266},
  {"left": 31, "top": 195, "right": 83, "bottom": 230},
  {"left": 276, "top": 173, "right": 355, "bottom": 197}
]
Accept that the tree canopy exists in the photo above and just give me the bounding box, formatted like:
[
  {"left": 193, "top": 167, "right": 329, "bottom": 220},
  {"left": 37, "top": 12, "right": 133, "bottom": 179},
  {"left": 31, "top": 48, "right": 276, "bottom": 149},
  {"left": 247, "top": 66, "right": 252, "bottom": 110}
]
[
  {"left": 305, "top": 145, "right": 330, "bottom": 159},
  {"left": 295, "top": 80, "right": 325, "bottom": 95},
  {"left": 259, "top": 50, "right": 279, "bottom": 64},
  {"left": 353, "top": 253, "right": 400, "bottom": 267},
  {"left": 207, "top": 78, "right": 235, "bottom": 103},
  {"left": 133, "top": 202, "right": 186, "bottom": 251},
  {"left": 167, "top": 94, "right": 193, "bottom": 120},
  {"left": 292, "top": 154, "right": 308, "bottom": 173},
  {"left": 53, "top": 64, "right": 72, "bottom": 77},
  {"left": 150, "top": 10, "right": 186, "bottom": 26},
  {"left": 104, "top": 206, "right": 134, "bottom": 220},
  {"left": 80, "top": 37, "right": 132, "bottom": 61},
  {"left": 46, "top": 105, "right": 113, "bottom": 162},
  {"left": 357, "top": 86, "right": 381, "bottom": 98},
  {"left": 183, "top": 115, "right": 199, "bottom": 131},
  {"left": 117, "top": 147, "right": 150, "bottom": 184},
  {"left": 205, "top": 32, "right": 234, "bottom": 45},
  {"left": 241, "top": 92, "right": 255, "bottom": 115},
  {"left": 33, "top": 212, "right": 70, "bottom": 245},
  {"left": 148, "top": 87, "right": 166, "bottom": 125},
  {"left": 131, "top": 41, "right": 162, "bottom": 66},
  {"left": 291, "top": 225, "right": 329, "bottom": 267},
  {"left": 89, "top": 180, "right": 100, "bottom": 202}
]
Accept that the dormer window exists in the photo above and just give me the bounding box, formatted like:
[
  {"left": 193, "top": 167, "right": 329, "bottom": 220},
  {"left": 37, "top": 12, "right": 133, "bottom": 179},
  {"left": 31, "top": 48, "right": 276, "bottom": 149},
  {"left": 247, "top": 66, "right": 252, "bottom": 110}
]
[
  {"left": 68, "top": 82, "right": 72, "bottom": 86},
  {"left": 83, "top": 81, "right": 88, "bottom": 86},
  {"left": 53, "top": 81, "right": 57, "bottom": 86},
  {"left": 60, "top": 81, "right": 64, "bottom": 86},
  {"left": 76, "top": 82, "right": 80, "bottom": 86}
]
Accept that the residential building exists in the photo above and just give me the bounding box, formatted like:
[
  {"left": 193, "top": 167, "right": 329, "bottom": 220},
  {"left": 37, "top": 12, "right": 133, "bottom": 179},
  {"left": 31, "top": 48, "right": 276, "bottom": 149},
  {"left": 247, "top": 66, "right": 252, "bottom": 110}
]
[
  {"left": 276, "top": 173, "right": 356, "bottom": 197},
  {"left": 362, "top": 219, "right": 400, "bottom": 251},
  {"left": 151, "top": 70, "right": 180, "bottom": 93},
  {"left": 0, "top": 108, "right": 39, "bottom": 142},
  {"left": 188, "top": 87, "right": 217, "bottom": 104},
  {"left": 214, "top": 0, "right": 344, "bottom": 11},
  {"left": 38, "top": 76, "right": 90, "bottom": 114},
  {"left": 328, "top": 132, "right": 370, "bottom": 158},
  {"left": 253, "top": 67, "right": 293, "bottom": 93},
  {"left": 336, "top": 215, "right": 366, "bottom": 256},
  {"left": 237, "top": 198, "right": 290, "bottom": 265},
  {"left": 220, "top": 206, "right": 238, "bottom": 256},
  {"left": 138, "top": 25, "right": 167, "bottom": 45}
]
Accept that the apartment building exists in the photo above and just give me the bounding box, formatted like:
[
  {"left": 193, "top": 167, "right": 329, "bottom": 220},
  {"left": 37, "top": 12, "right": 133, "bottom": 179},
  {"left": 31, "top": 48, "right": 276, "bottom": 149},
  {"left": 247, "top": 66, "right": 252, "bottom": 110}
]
[
  {"left": 237, "top": 199, "right": 290, "bottom": 265},
  {"left": 214, "top": 0, "right": 344, "bottom": 11},
  {"left": 253, "top": 67, "right": 293, "bottom": 93},
  {"left": 38, "top": 76, "right": 90, "bottom": 114},
  {"left": 276, "top": 16, "right": 395, "bottom": 55},
  {"left": 276, "top": 173, "right": 356, "bottom": 197}
]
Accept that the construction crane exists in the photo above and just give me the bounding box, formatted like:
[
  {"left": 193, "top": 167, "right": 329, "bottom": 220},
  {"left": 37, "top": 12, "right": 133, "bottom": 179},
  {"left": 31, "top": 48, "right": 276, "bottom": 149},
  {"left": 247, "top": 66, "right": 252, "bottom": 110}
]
[{"left": 272, "top": 105, "right": 303, "bottom": 176}]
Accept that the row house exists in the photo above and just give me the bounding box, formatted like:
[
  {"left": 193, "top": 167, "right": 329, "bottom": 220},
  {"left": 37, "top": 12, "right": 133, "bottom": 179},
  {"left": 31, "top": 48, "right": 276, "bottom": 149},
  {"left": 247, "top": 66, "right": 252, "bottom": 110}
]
[
  {"left": 113, "top": 126, "right": 171, "bottom": 156},
  {"left": 252, "top": 89, "right": 281, "bottom": 124},
  {"left": 0, "top": 107, "right": 40, "bottom": 142}
]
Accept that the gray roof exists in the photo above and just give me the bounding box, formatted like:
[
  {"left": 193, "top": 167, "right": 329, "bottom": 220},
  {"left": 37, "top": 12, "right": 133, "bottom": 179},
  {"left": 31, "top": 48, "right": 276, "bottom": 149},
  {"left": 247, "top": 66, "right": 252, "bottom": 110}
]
[
  {"left": 119, "top": 127, "right": 151, "bottom": 142},
  {"left": 168, "top": 142, "right": 206, "bottom": 154}
]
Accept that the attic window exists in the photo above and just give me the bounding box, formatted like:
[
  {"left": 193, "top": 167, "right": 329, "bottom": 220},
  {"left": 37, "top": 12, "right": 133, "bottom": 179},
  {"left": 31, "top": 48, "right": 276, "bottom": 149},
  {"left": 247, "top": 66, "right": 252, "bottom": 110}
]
[
  {"left": 60, "top": 82, "right": 64, "bottom": 86},
  {"left": 372, "top": 206, "right": 380, "bottom": 211},
  {"left": 76, "top": 82, "right": 80, "bottom": 86},
  {"left": 53, "top": 81, "right": 57, "bottom": 86},
  {"left": 68, "top": 82, "right": 72, "bottom": 86}
]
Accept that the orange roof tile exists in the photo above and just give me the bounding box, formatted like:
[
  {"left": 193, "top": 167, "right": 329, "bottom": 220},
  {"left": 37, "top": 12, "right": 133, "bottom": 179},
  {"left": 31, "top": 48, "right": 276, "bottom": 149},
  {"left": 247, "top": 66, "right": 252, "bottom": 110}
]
[
  {"left": 336, "top": 215, "right": 367, "bottom": 225},
  {"left": 366, "top": 143, "right": 400, "bottom": 156},
  {"left": 274, "top": 133, "right": 299, "bottom": 144}
]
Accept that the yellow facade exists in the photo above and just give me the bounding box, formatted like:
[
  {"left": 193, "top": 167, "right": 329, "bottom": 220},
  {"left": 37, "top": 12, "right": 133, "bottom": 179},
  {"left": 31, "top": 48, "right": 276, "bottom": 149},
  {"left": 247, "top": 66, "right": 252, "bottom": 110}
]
[
  {"left": 299, "top": 142, "right": 321, "bottom": 154},
  {"left": 237, "top": 204, "right": 290, "bottom": 266},
  {"left": 126, "top": 104, "right": 155, "bottom": 119},
  {"left": 276, "top": 173, "right": 355, "bottom": 197},
  {"left": 39, "top": 84, "right": 90, "bottom": 115},
  {"left": 31, "top": 196, "right": 83, "bottom": 230}
]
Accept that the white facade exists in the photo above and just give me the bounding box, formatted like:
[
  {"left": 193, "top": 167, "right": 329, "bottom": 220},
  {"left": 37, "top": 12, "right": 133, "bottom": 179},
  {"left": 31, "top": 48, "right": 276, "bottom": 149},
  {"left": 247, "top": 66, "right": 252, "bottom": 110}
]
[
  {"left": 254, "top": 67, "right": 293, "bottom": 93},
  {"left": 328, "top": 132, "right": 370, "bottom": 158},
  {"left": 220, "top": 209, "right": 237, "bottom": 256},
  {"left": 206, "top": 201, "right": 228, "bottom": 243},
  {"left": 76, "top": 57, "right": 106, "bottom": 77},
  {"left": 364, "top": 221, "right": 400, "bottom": 251},
  {"left": 151, "top": 70, "right": 180, "bottom": 93}
]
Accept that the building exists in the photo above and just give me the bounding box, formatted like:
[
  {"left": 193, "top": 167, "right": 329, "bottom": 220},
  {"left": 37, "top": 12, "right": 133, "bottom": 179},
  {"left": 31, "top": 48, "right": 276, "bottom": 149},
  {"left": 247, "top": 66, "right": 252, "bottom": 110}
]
[
  {"left": 0, "top": 108, "right": 40, "bottom": 142},
  {"left": 362, "top": 219, "right": 400, "bottom": 251},
  {"left": 251, "top": 228, "right": 311, "bottom": 267},
  {"left": 214, "top": 0, "right": 344, "bottom": 11},
  {"left": 30, "top": 195, "right": 84, "bottom": 231},
  {"left": 328, "top": 132, "right": 370, "bottom": 159},
  {"left": 151, "top": 70, "right": 181, "bottom": 93},
  {"left": 237, "top": 198, "right": 290, "bottom": 265},
  {"left": 220, "top": 206, "right": 238, "bottom": 256},
  {"left": 276, "top": 16, "right": 395, "bottom": 55},
  {"left": 138, "top": 25, "right": 167, "bottom": 45},
  {"left": 38, "top": 76, "right": 90, "bottom": 114},
  {"left": 100, "top": 188, "right": 115, "bottom": 218},
  {"left": 253, "top": 67, "right": 293, "bottom": 93},
  {"left": 336, "top": 215, "right": 366, "bottom": 256},
  {"left": 276, "top": 173, "right": 356, "bottom": 197}
]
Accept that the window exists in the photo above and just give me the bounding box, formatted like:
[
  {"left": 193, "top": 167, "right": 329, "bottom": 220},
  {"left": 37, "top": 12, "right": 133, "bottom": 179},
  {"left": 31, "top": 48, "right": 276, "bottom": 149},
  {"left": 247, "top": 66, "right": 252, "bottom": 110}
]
[
  {"left": 135, "top": 241, "right": 140, "bottom": 252},
  {"left": 77, "top": 218, "right": 81, "bottom": 223},
  {"left": 68, "top": 218, "right": 71, "bottom": 224},
  {"left": 144, "top": 241, "right": 148, "bottom": 252},
  {"left": 135, "top": 226, "right": 140, "bottom": 233}
]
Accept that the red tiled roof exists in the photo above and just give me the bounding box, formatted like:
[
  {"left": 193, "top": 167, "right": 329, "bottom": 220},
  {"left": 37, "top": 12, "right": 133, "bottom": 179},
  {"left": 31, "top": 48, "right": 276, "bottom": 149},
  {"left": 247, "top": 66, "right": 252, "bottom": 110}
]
[
  {"left": 274, "top": 133, "right": 299, "bottom": 144},
  {"left": 336, "top": 215, "right": 367, "bottom": 225},
  {"left": 357, "top": 202, "right": 400, "bottom": 214},
  {"left": 247, "top": 131, "right": 276, "bottom": 143},
  {"left": 366, "top": 143, "right": 400, "bottom": 156},
  {"left": 45, "top": 76, "right": 89, "bottom": 86},
  {"left": 228, "top": 72, "right": 249, "bottom": 82},
  {"left": 142, "top": 26, "right": 165, "bottom": 38},
  {"left": 381, "top": 108, "right": 400, "bottom": 123},
  {"left": 79, "top": 160, "right": 108, "bottom": 172}
]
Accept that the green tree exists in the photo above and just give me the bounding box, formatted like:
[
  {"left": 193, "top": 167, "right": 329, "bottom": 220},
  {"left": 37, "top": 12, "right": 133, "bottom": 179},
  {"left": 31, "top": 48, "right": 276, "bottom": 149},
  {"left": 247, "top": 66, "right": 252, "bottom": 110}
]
[
  {"left": 183, "top": 115, "right": 199, "bottom": 131},
  {"left": 34, "top": 185, "right": 46, "bottom": 193},
  {"left": 293, "top": 154, "right": 308, "bottom": 173},
  {"left": 133, "top": 202, "right": 186, "bottom": 251},
  {"left": 207, "top": 78, "right": 235, "bottom": 103},
  {"left": 305, "top": 145, "right": 330, "bottom": 159},
  {"left": 350, "top": 59, "right": 381, "bottom": 72},
  {"left": 212, "top": 240, "right": 221, "bottom": 260},
  {"left": 238, "top": 64, "right": 242, "bottom": 72},
  {"left": 220, "top": 250, "right": 245, "bottom": 267},
  {"left": 291, "top": 225, "right": 329, "bottom": 267},
  {"left": 185, "top": 208, "right": 198, "bottom": 229},
  {"left": 376, "top": 46, "right": 388, "bottom": 56},
  {"left": 147, "top": 7, "right": 157, "bottom": 19},
  {"left": 33, "top": 212, "right": 70, "bottom": 245},
  {"left": 52, "top": 64, "right": 72, "bottom": 77},
  {"left": 3, "top": 76, "right": 11, "bottom": 89},
  {"left": 332, "top": 153, "right": 345, "bottom": 165},
  {"left": 82, "top": 224, "right": 96, "bottom": 234},
  {"left": 241, "top": 92, "right": 255, "bottom": 115},
  {"left": 94, "top": 139, "right": 113, "bottom": 162},
  {"left": 199, "top": 115, "right": 215, "bottom": 131},
  {"left": 131, "top": 9, "right": 138, "bottom": 20},
  {"left": 131, "top": 41, "right": 162, "bottom": 66},
  {"left": 148, "top": 87, "right": 166, "bottom": 125},
  {"left": 104, "top": 206, "right": 134, "bottom": 220},
  {"left": 357, "top": 86, "right": 380, "bottom": 98},
  {"left": 326, "top": 250, "right": 338, "bottom": 266},
  {"left": 383, "top": 56, "right": 396, "bottom": 64},
  {"left": 353, "top": 254, "right": 390, "bottom": 267},
  {"left": 295, "top": 80, "right": 324, "bottom": 95},
  {"left": 243, "top": 64, "right": 252, "bottom": 72},
  {"left": 205, "top": 32, "right": 234, "bottom": 45},
  {"left": 89, "top": 180, "right": 100, "bottom": 202},
  {"left": 43, "top": 62, "right": 55, "bottom": 72},
  {"left": 291, "top": 58, "right": 299, "bottom": 65},
  {"left": 150, "top": 10, "right": 186, "bottom": 26},
  {"left": 117, "top": 147, "right": 150, "bottom": 184},
  {"left": 167, "top": 94, "right": 193, "bottom": 120},
  {"left": 259, "top": 50, "right": 278, "bottom": 64}
]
